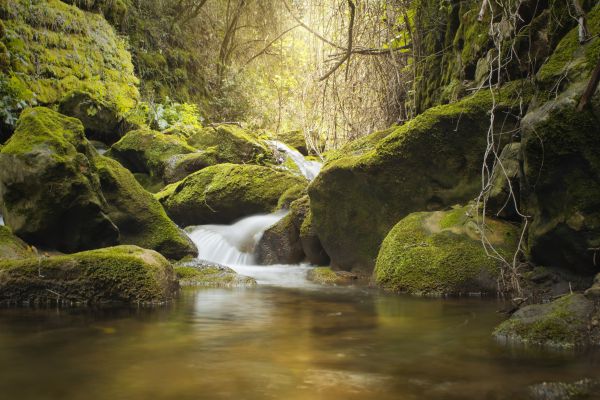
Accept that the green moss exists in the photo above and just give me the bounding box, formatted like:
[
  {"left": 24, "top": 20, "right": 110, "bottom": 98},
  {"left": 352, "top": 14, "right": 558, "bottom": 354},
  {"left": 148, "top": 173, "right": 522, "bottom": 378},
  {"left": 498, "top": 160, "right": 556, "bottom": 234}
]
[
  {"left": 307, "top": 267, "right": 338, "bottom": 284},
  {"left": 277, "top": 183, "right": 307, "bottom": 209},
  {"left": 0, "top": 225, "right": 31, "bottom": 259},
  {"left": 95, "top": 156, "right": 197, "bottom": 260},
  {"left": 493, "top": 294, "right": 594, "bottom": 348},
  {"left": 174, "top": 264, "right": 256, "bottom": 287},
  {"left": 157, "top": 163, "right": 306, "bottom": 226},
  {"left": 0, "top": 245, "right": 177, "bottom": 305},
  {"left": 374, "top": 206, "right": 518, "bottom": 295},
  {"left": 187, "top": 124, "right": 273, "bottom": 165}
]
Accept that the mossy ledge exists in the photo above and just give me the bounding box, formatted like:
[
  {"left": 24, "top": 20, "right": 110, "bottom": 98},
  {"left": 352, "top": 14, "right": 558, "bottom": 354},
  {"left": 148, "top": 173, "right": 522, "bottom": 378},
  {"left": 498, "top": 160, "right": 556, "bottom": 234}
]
[{"left": 0, "top": 245, "right": 178, "bottom": 306}]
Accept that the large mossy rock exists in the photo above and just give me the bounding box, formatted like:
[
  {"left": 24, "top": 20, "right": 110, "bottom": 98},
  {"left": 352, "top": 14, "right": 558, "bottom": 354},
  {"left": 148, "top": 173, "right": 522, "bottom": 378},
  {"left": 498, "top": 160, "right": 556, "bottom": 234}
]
[
  {"left": 493, "top": 294, "right": 599, "bottom": 348},
  {"left": 309, "top": 86, "right": 528, "bottom": 271},
  {"left": 186, "top": 124, "right": 272, "bottom": 165},
  {"left": 520, "top": 10, "right": 600, "bottom": 274},
  {"left": 0, "top": 225, "right": 31, "bottom": 260},
  {"left": 374, "top": 206, "right": 519, "bottom": 295},
  {"left": 108, "top": 129, "right": 197, "bottom": 188},
  {"left": 0, "top": 107, "right": 119, "bottom": 252},
  {"left": 58, "top": 90, "right": 131, "bottom": 144},
  {"left": 156, "top": 163, "right": 306, "bottom": 226},
  {"left": 0, "top": 245, "right": 178, "bottom": 305},
  {"left": 95, "top": 156, "right": 197, "bottom": 260},
  {"left": 275, "top": 130, "right": 308, "bottom": 155},
  {"left": 0, "top": 0, "right": 139, "bottom": 134}
]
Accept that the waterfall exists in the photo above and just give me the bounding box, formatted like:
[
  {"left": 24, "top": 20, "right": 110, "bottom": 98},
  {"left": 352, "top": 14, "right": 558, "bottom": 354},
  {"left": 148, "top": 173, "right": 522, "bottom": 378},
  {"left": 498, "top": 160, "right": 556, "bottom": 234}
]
[
  {"left": 186, "top": 211, "right": 315, "bottom": 287},
  {"left": 267, "top": 140, "right": 322, "bottom": 181},
  {"left": 0, "top": 215, "right": 3, "bottom": 226}
]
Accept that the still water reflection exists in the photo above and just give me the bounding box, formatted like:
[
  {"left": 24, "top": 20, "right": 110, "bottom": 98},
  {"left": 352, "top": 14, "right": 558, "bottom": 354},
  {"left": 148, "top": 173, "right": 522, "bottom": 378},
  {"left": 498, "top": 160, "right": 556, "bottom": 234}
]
[{"left": 0, "top": 286, "right": 598, "bottom": 400}]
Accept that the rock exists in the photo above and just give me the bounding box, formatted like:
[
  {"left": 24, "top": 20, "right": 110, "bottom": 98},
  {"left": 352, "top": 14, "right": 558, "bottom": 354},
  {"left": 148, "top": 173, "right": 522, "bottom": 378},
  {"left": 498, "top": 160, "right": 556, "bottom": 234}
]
[
  {"left": 309, "top": 86, "right": 527, "bottom": 271},
  {"left": 307, "top": 267, "right": 358, "bottom": 286},
  {"left": 58, "top": 90, "right": 129, "bottom": 144},
  {"left": 187, "top": 124, "right": 273, "bottom": 164},
  {"left": 585, "top": 274, "right": 600, "bottom": 299},
  {"left": 174, "top": 259, "right": 256, "bottom": 287},
  {"left": 529, "top": 379, "right": 600, "bottom": 400},
  {"left": 521, "top": 82, "right": 600, "bottom": 273},
  {"left": 276, "top": 130, "right": 308, "bottom": 155},
  {"left": 276, "top": 184, "right": 307, "bottom": 209},
  {"left": 493, "top": 294, "right": 598, "bottom": 348},
  {"left": 162, "top": 150, "right": 219, "bottom": 184},
  {"left": 0, "top": 225, "right": 31, "bottom": 259},
  {"left": 255, "top": 197, "right": 308, "bottom": 265},
  {"left": 521, "top": 265, "right": 594, "bottom": 303},
  {"left": 0, "top": 107, "right": 119, "bottom": 253},
  {"left": 107, "top": 128, "right": 197, "bottom": 188},
  {"left": 0, "top": 245, "right": 178, "bottom": 305},
  {"left": 486, "top": 142, "right": 521, "bottom": 220},
  {"left": 95, "top": 156, "right": 198, "bottom": 260},
  {"left": 375, "top": 205, "right": 519, "bottom": 295},
  {"left": 156, "top": 163, "right": 306, "bottom": 226},
  {"left": 299, "top": 206, "right": 330, "bottom": 265}
]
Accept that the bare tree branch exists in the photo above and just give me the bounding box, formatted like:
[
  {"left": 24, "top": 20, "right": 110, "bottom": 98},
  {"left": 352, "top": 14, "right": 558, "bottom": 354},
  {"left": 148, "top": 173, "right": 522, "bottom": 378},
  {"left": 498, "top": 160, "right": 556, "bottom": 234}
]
[{"left": 319, "top": 0, "right": 356, "bottom": 81}]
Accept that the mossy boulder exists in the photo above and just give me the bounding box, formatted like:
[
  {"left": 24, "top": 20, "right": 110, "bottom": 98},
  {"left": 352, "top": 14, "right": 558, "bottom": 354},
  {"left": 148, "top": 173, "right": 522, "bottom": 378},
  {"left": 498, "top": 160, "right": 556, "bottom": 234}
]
[
  {"left": 0, "top": 245, "right": 177, "bottom": 306},
  {"left": 299, "top": 205, "right": 330, "bottom": 266},
  {"left": 95, "top": 156, "right": 197, "bottom": 260},
  {"left": 0, "top": 225, "right": 31, "bottom": 259},
  {"left": 186, "top": 124, "right": 273, "bottom": 165},
  {"left": 107, "top": 128, "right": 197, "bottom": 188},
  {"left": 309, "top": 86, "right": 528, "bottom": 271},
  {"left": 162, "top": 150, "right": 219, "bottom": 184},
  {"left": 0, "top": 0, "right": 139, "bottom": 131},
  {"left": 520, "top": 18, "right": 600, "bottom": 274},
  {"left": 58, "top": 90, "right": 130, "bottom": 144},
  {"left": 493, "top": 294, "right": 599, "bottom": 348},
  {"left": 374, "top": 205, "right": 519, "bottom": 295},
  {"left": 307, "top": 267, "right": 358, "bottom": 286},
  {"left": 276, "top": 130, "right": 308, "bottom": 155},
  {"left": 174, "top": 260, "right": 256, "bottom": 287},
  {"left": 0, "top": 107, "right": 119, "bottom": 252},
  {"left": 156, "top": 163, "right": 306, "bottom": 226},
  {"left": 585, "top": 274, "right": 600, "bottom": 300}
]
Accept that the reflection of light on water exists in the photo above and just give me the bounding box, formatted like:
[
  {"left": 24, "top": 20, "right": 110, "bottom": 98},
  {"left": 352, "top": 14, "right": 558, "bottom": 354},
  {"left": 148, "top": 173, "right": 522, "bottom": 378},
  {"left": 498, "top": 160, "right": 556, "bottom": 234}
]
[{"left": 229, "top": 264, "right": 317, "bottom": 288}]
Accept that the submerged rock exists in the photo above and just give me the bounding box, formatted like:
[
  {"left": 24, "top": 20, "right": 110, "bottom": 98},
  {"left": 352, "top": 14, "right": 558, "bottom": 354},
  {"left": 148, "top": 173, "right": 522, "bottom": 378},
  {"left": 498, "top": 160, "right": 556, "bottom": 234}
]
[
  {"left": 309, "top": 85, "right": 528, "bottom": 272},
  {"left": 156, "top": 163, "right": 306, "bottom": 226},
  {"left": 493, "top": 294, "right": 599, "bottom": 348},
  {"left": 187, "top": 124, "right": 272, "bottom": 165},
  {"left": 174, "top": 260, "right": 256, "bottom": 287},
  {"left": 375, "top": 205, "right": 519, "bottom": 296},
  {"left": 95, "top": 156, "right": 197, "bottom": 260},
  {"left": 0, "top": 245, "right": 178, "bottom": 305},
  {"left": 0, "top": 225, "right": 31, "bottom": 260},
  {"left": 0, "top": 107, "right": 119, "bottom": 252},
  {"left": 307, "top": 267, "right": 358, "bottom": 286}
]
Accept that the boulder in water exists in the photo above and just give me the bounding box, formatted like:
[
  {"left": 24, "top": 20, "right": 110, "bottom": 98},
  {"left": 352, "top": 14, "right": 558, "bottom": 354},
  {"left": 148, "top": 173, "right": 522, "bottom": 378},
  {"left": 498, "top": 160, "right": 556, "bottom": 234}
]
[
  {"left": 493, "top": 294, "right": 599, "bottom": 348},
  {"left": 309, "top": 85, "right": 528, "bottom": 272},
  {"left": 174, "top": 260, "right": 256, "bottom": 287},
  {"left": 375, "top": 205, "right": 519, "bottom": 295},
  {"left": 95, "top": 156, "right": 198, "bottom": 260},
  {"left": 0, "top": 107, "right": 119, "bottom": 252},
  {"left": 156, "top": 163, "right": 306, "bottom": 226},
  {"left": 0, "top": 245, "right": 178, "bottom": 305},
  {"left": 307, "top": 267, "right": 358, "bottom": 286}
]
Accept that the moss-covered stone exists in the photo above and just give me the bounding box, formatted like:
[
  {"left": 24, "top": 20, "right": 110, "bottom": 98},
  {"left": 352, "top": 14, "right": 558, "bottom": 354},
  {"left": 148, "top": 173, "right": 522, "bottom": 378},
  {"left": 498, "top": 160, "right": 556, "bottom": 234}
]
[
  {"left": 486, "top": 142, "right": 521, "bottom": 220},
  {"left": 58, "top": 90, "right": 131, "bottom": 144},
  {"left": 187, "top": 124, "right": 273, "bottom": 165},
  {"left": 309, "top": 86, "right": 528, "bottom": 271},
  {"left": 375, "top": 205, "right": 519, "bottom": 296},
  {"left": 162, "top": 150, "right": 219, "bottom": 184},
  {"left": 0, "top": 107, "right": 119, "bottom": 252},
  {"left": 0, "top": 225, "right": 31, "bottom": 259},
  {"left": 307, "top": 267, "right": 358, "bottom": 286},
  {"left": 0, "top": 245, "right": 177, "bottom": 306},
  {"left": 107, "top": 128, "right": 196, "bottom": 189},
  {"left": 275, "top": 130, "right": 308, "bottom": 155},
  {"left": 0, "top": 0, "right": 139, "bottom": 131},
  {"left": 493, "top": 294, "right": 598, "bottom": 348},
  {"left": 95, "top": 156, "right": 197, "bottom": 260},
  {"left": 156, "top": 163, "right": 305, "bottom": 226},
  {"left": 174, "top": 260, "right": 256, "bottom": 287}
]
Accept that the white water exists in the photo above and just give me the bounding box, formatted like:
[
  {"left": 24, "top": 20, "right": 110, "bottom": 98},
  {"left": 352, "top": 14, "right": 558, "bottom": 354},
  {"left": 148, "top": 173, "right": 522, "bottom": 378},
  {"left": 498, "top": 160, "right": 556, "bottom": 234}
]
[
  {"left": 267, "top": 140, "right": 322, "bottom": 181},
  {"left": 0, "top": 215, "right": 3, "bottom": 225},
  {"left": 186, "top": 212, "right": 315, "bottom": 288}
]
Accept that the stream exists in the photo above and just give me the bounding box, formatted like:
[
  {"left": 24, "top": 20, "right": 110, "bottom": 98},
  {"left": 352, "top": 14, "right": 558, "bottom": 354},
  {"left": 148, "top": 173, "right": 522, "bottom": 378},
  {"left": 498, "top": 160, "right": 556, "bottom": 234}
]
[{"left": 0, "top": 142, "right": 599, "bottom": 400}]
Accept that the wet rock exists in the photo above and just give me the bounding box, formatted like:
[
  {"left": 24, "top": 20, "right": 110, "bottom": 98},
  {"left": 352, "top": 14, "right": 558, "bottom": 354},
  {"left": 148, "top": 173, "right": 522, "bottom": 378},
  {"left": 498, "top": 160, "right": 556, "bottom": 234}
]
[
  {"left": 584, "top": 274, "right": 600, "bottom": 300},
  {"left": 375, "top": 205, "right": 519, "bottom": 296},
  {"left": 174, "top": 259, "right": 256, "bottom": 287},
  {"left": 156, "top": 163, "right": 306, "bottom": 226},
  {"left": 0, "top": 245, "right": 178, "bottom": 306},
  {"left": 0, "top": 226, "right": 31, "bottom": 260},
  {"left": 493, "top": 294, "right": 599, "bottom": 348},
  {"left": 486, "top": 142, "right": 521, "bottom": 220},
  {"left": 307, "top": 267, "right": 358, "bottom": 286},
  {"left": 529, "top": 379, "right": 600, "bottom": 400}
]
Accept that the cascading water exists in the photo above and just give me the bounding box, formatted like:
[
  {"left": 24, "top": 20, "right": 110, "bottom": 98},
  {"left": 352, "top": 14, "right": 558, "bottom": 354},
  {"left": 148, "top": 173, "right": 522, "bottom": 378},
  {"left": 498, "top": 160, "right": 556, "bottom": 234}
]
[
  {"left": 185, "top": 139, "right": 323, "bottom": 287},
  {"left": 267, "top": 140, "right": 322, "bottom": 181}
]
